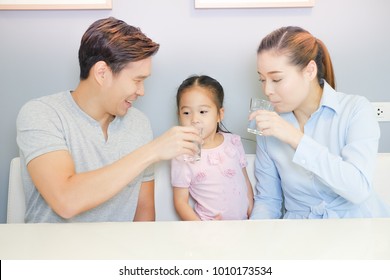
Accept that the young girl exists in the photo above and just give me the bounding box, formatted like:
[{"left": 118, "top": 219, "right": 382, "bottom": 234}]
[{"left": 171, "top": 75, "right": 254, "bottom": 221}]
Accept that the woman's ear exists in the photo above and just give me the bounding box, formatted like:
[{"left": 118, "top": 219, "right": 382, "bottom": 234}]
[{"left": 305, "top": 60, "right": 318, "bottom": 81}]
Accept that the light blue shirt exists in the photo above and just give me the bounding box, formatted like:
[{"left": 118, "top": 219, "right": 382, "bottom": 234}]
[{"left": 251, "top": 81, "right": 390, "bottom": 219}]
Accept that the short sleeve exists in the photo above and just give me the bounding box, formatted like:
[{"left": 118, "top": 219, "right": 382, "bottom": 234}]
[
  {"left": 171, "top": 158, "right": 192, "bottom": 188},
  {"left": 230, "top": 134, "right": 248, "bottom": 168},
  {"left": 16, "top": 100, "right": 68, "bottom": 164},
  {"left": 143, "top": 163, "right": 154, "bottom": 182}
]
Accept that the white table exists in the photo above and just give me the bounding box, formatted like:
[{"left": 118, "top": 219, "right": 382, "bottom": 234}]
[{"left": 0, "top": 219, "right": 389, "bottom": 259}]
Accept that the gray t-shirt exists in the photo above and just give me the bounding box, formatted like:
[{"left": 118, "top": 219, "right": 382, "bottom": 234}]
[{"left": 16, "top": 91, "right": 154, "bottom": 223}]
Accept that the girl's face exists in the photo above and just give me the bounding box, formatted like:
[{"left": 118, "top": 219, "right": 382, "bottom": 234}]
[
  {"left": 178, "top": 86, "right": 224, "bottom": 143},
  {"left": 257, "top": 50, "right": 314, "bottom": 113}
]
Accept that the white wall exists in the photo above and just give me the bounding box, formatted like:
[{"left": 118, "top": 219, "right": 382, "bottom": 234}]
[{"left": 1, "top": 0, "right": 389, "bottom": 223}]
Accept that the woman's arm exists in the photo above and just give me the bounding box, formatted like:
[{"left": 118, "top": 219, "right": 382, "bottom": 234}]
[
  {"left": 292, "top": 98, "right": 379, "bottom": 204},
  {"left": 250, "top": 137, "right": 284, "bottom": 219}
]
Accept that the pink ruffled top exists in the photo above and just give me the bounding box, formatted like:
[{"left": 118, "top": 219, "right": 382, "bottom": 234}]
[{"left": 171, "top": 133, "right": 249, "bottom": 220}]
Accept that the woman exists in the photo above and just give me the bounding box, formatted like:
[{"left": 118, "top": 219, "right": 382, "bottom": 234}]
[{"left": 250, "top": 26, "right": 389, "bottom": 219}]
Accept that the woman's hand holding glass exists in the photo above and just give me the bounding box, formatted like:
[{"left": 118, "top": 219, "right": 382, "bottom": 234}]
[
  {"left": 249, "top": 110, "right": 303, "bottom": 150},
  {"left": 247, "top": 97, "right": 274, "bottom": 135}
]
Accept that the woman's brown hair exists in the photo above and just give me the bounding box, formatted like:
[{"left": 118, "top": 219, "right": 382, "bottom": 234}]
[{"left": 257, "top": 26, "right": 335, "bottom": 89}]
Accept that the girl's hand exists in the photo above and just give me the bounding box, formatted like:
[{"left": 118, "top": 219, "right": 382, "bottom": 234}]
[
  {"left": 247, "top": 200, "right": 254, "bottom": 218},
  {"left": 213, "top": 213, "right": 222, "bottom": 220},
  {"left": 249, "top": 110, "right": 303, "bottom": 149},
  {"left": 152, "top": 126, "right": 203, "bottom": 161}
]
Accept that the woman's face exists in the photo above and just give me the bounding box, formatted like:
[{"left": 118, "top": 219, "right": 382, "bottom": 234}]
[{"left": 257, "top": 50, "right": 312, "bottom": 113}]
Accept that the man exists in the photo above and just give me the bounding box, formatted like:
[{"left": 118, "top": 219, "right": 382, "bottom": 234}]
[{"left": 16, "top": 17, "right": 201, "bottom": 223}]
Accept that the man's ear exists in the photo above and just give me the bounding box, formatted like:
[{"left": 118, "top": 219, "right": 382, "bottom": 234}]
[
  {"left": 92, "top": 61, "right": 109, "bottom": 85},
  {"left": 305, "top": 60, "right": 318, "bottom": 81}
]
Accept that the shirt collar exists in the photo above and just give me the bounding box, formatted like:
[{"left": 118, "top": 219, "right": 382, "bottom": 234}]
[{"left": 319, "top": 80, "right": 340, "bottom": 115}]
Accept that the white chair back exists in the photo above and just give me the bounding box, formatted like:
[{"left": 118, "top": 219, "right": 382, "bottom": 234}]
[
  {"left": 7, "top": 153, "right": 390, "bottom": 223},
  {"left": 373, "top": 153, "right": 390, "bottom": 206},
  {"left": 7, "top": 157, "right": 25, "bottom": 223}
]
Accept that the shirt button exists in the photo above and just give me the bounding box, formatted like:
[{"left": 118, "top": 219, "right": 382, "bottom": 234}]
[{"left": 301, "top": 159, "right": 306, "bottom": 165}]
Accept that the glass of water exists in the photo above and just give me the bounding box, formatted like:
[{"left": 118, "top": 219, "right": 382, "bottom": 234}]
[
  {"left": 183, "top": 126, "right": 202, "bottom": 162},
  {"left": 247, "top": 97, "right": 274, "bottom": 135}
]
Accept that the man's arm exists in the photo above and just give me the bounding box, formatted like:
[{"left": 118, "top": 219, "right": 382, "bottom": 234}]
[
  {"left": 27, "top": 147, "right": 155, "bottom": 219},
  {"left": 133, "top": 180, "right": 155, "bottom": 221},
  {"left": 27, "top": 126, "right": 202, "bottom": 219}
]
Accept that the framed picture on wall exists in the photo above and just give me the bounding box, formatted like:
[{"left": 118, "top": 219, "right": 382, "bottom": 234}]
[
  {"left": 0, "top": 0, "right": 112, "bottom": 10},
  {"left": 195, "top": 0, "right": 315, "bottom": 8}
]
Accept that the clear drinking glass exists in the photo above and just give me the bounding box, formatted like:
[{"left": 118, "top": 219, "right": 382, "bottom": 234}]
[
  {"left": 183, "top": 126, "right": 202, "bottom": 162},
  {"left": 247, "top": 97, "right": 274, "bottom": 135}
]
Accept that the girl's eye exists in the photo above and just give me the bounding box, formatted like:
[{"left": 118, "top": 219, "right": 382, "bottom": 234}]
[
  {"left": 200, "top": 110, "right": 208, "bottom": 114},
  {"left": 273, "top": 79, "right": 282, "bottom": 83},
  {"left": 181, "top": 111, "right": 190, "bottom": 115}
]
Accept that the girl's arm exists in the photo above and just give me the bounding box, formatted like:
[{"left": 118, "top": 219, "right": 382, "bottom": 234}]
[
  {"left": 173, "top": 187, "right": 201, "bottom": 221},
  {"left": 242, "top": 167, "right": 254, "bottom": 218}
]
